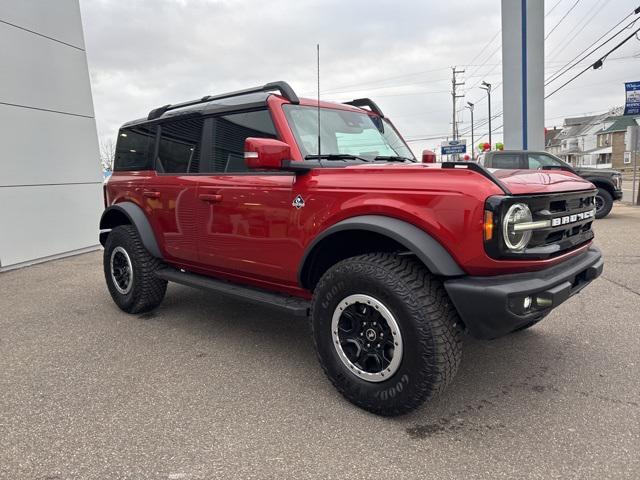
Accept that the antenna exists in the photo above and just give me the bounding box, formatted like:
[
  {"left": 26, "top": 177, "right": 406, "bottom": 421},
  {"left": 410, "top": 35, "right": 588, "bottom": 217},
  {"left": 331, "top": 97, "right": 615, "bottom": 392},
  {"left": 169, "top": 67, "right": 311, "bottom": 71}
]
[{"left": 317, "top": 43, "right": 321, "bottom": 158}]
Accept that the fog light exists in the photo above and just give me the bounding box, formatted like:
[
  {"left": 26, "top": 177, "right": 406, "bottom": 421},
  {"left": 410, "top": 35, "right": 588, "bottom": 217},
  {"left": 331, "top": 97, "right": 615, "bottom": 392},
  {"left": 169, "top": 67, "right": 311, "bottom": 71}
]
[
  {"left": 523, "top": 296, "right": 532, "bottom": 310},
  {"left": 535, "top": 295, "right": 553, "bottom": 308}
]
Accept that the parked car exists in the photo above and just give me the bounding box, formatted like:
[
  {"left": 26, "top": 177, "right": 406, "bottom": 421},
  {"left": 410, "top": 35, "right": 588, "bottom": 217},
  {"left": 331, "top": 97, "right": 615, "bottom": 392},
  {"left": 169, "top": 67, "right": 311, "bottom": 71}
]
[
  {"left": 100, "top": 81, "right": 603, "bottom": 416},
  {"left": 478, "top": 150, "right": 623, "bottom": 218}
]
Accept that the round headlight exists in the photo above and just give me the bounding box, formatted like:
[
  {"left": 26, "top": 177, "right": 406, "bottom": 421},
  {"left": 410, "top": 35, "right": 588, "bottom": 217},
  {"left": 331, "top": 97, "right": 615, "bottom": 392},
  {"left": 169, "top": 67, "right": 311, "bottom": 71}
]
[{"left": 503, "top": 203, "right": 532, "bottom": 251}]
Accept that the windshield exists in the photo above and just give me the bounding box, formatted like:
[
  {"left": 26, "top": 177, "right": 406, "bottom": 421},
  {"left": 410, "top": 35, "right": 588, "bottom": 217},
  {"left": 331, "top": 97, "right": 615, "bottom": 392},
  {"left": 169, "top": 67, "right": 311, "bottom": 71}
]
[{"left": 283, "top": 105, "right": 415, "bottom": 161}]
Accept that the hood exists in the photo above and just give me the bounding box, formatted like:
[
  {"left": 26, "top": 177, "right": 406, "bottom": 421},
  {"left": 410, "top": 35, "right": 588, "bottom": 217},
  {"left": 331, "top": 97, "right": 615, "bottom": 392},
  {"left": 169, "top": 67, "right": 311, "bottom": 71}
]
[
  {"left": 490, "top": 168, "right": 595, "bottom": 195},
  {"left": 574, "top": 166, "right": 620, "bottom": 176}
]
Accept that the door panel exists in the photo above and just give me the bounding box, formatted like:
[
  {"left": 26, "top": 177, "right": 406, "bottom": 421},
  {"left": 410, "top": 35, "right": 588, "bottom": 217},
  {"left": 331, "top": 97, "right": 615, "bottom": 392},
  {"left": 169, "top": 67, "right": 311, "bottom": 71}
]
[
  {"left": 146, "top": 174, "right": 200, "bottom": 263},
  {"left": 197, "top": 174, "right": 297, "bottom": 283}
]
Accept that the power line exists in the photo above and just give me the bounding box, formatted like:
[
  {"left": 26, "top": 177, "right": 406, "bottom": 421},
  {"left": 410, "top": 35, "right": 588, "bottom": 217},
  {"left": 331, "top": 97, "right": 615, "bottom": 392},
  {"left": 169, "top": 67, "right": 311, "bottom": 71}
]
[
  {"left": 547, "top": 0, "right": 612, "bottom": 61},
  {"left": 546, "top": 7, "right": 640, "bottom": 86},
  {"left": 321, "top": 67, "right": 452, "bottom": 93},
  {"left": 545, "top": 24, "right": 640, "bottom": 98},
  {"left": 464, "top": 29, "right": 501, "bottom": 69},
  {"left": 546, "top": 0, "right": 582, "bottom": 40},
  {"left": 546, "top": 0, "right": 567, "bottom": 17}
]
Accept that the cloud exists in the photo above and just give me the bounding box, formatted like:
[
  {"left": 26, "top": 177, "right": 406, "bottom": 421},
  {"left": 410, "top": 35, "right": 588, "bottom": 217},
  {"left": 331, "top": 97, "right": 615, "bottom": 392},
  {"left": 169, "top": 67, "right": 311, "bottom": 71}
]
[{"left": 81, "top": 0, "right": 640, "bottom": 154}]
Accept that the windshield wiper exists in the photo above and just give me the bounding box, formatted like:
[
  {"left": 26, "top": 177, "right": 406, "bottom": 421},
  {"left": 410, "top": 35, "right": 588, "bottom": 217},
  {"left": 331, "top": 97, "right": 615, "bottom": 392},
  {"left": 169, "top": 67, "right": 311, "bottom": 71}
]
[
  {"left": 374, "top": 155, "right": 414, "bottom": 163},
  {"left": 305, "top": 154, "right": 370, "bottom": 162}
]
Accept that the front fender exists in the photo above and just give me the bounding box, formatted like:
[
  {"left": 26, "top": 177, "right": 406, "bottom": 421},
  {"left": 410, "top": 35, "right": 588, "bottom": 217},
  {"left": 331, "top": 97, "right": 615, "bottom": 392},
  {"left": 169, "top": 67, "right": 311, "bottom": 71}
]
[
  {"left": 99, "top": 202, "right": 162, "bottom": 258},
  {"left": 298, "top": 215, "right": 464, "bottom": 287}
]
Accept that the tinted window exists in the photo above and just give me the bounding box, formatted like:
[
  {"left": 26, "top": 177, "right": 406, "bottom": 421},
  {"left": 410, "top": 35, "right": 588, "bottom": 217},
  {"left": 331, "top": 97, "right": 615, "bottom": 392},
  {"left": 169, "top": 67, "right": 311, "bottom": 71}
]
[
  {"left": 491, "top": 154, "right": 523, "bottom": 169},
  {"left": 528, "top": 153, "right": 565, "bottom": 169},
  {"left": 157, "top": 118, "right": 204, "bottom": 174},
  {"left": 202, "top": 110, "right": 277, "bottom": 173},
  {"left": 113, "top": 125, "right": 156, "bottom": 171}
]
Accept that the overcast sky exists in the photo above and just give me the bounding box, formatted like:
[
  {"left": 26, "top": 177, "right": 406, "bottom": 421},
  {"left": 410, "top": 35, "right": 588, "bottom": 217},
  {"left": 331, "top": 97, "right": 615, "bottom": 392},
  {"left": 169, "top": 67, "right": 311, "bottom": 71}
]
[{"left": 81, "top": 0, "right": 640, "bottom": 155}]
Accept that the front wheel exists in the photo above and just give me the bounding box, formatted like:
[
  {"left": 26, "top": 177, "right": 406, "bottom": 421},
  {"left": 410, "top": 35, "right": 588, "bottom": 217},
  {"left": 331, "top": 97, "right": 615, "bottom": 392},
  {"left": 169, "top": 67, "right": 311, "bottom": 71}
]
[
  {"left": 595, "top": 188, "right": 613, "bottom": 219},
  {"left": 103, "top": 225, "right": 167, "bottom": 314},
  {"left": 311, "top": 253, "right": 463, "bottom": 416}
]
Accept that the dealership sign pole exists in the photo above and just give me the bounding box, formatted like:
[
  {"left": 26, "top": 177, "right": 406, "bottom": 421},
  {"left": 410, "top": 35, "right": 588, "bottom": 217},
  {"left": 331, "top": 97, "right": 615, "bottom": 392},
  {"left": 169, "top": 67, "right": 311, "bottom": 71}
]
[{"left": 624, "top": 82, "right": 640, "bottom": 204}]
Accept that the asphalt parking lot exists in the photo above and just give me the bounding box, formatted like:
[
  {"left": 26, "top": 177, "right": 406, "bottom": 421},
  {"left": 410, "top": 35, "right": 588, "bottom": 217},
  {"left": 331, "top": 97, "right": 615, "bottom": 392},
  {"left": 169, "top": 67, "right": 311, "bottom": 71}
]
[{"left": 1, "top": 204, "right": 639, "bottom": 480}]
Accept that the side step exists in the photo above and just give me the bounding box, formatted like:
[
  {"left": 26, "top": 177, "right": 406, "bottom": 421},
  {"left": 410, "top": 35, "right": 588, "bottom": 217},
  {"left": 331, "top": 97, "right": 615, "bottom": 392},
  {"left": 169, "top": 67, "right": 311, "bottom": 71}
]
[{"left": 155, "top": 268, "right": 310, "bottom": 317}]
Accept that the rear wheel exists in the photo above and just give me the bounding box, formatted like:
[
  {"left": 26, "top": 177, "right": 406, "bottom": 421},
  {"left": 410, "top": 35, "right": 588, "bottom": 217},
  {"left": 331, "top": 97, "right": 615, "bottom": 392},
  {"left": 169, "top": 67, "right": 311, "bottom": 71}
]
[
  {"left": 311, "top": 253, "right": 462, "bottom": 416},
  {"left": 594, "top": 188, "right": 613, "bottom": 219},
  {"left": 103, "top": 225, "right": 167, "bottom": 314}
]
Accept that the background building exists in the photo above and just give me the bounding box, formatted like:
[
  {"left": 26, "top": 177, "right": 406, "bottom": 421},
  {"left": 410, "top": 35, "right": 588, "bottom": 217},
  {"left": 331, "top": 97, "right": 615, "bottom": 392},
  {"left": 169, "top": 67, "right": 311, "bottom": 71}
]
[
  {"left": 0, "top": 0, "right": 102, "bottom": 271},
  {"left": 549, "top": 107, "right": 640, "bottom": 170}
]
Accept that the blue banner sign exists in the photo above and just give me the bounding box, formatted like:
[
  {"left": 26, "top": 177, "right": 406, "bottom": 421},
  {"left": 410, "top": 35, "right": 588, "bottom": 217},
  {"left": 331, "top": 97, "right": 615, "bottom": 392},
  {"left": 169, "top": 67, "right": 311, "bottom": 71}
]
[
  {"left": 441, "top": 140, "right": 467, "bottom": 155},
  {"left": 624, "top": 81, "right": 640, "bottom": 116}
]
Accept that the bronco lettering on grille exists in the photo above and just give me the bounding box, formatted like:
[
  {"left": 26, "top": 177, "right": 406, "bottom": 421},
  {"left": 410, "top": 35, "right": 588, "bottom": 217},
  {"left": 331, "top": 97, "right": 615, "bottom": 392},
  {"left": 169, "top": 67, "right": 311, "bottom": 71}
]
[{"left": 551, "top": 209, "right": 595, "bottom": 227}]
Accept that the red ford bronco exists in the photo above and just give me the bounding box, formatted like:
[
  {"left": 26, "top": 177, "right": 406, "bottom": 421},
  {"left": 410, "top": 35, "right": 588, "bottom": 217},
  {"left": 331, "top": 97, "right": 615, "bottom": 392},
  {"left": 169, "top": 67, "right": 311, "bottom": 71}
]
[{"left": 100, "top": 81, "right": 603, "bottom": 416}]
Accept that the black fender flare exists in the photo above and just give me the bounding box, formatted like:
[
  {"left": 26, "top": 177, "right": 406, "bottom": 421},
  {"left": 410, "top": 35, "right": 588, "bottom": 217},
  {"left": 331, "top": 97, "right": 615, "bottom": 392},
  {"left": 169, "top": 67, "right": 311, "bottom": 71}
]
[
  {"left": 586, "top": 177, "right": 615, "bottom": 194},
  {"left": 99, "top": 202, "right": 162, "bottom": 258},
  {"left": 298, "top": 215, "right": 464, "bottom": 287}
]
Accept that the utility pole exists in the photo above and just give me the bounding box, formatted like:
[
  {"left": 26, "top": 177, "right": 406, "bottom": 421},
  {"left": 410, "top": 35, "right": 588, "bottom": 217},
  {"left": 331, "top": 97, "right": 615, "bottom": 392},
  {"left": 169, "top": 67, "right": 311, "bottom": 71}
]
[
  {"left": 451, "top": 67, "right": 465, "bottom": 160},
  {"left": 481, "top": 81, "right": 492, "bottom": 148},
  {"left": 466, "top": 102, "right": 474, "bottom": 160}
]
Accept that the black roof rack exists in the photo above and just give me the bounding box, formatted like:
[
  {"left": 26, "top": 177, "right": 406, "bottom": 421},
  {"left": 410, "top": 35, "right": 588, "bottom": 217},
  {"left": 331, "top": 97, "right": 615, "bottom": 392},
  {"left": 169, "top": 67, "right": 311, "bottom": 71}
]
[
  {"left": 147, "top": 81, "right": 299, "bottom": 120},
  {"left": 343, "top": 98, "right": 384, "bottom": 118},
  {"left": 441, "top": 161, "right": 511, "bottom": 194}
]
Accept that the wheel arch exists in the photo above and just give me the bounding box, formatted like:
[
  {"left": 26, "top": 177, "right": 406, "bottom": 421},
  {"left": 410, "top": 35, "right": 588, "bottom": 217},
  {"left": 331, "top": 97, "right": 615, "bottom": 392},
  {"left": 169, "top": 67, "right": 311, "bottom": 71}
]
[
  {"left": 99, "top": 202, "right": 162, "bottom": 258},
  {"left": 298, "top": 215, "right": 464, "bottom": 290},
  {"left": 587, "top": 178, "right": 615, "bottom": 195}
]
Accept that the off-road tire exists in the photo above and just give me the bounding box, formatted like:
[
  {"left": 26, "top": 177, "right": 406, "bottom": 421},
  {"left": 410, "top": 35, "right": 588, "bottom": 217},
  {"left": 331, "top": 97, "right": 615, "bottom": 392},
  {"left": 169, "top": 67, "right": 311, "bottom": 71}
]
[
  {"left": 311, "top": 253, "right": 463, "bottom": 416},
  {"left": 595, "top": 187, "right": 613, "bottom": 219},
  {"left": 103, "top": 225, "right": 167, "bottom": 314}
]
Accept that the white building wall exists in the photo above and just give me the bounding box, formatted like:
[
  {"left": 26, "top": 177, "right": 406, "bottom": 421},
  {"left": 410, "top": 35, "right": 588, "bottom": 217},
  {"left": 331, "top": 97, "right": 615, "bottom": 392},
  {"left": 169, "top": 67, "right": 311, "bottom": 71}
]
[{"left": 0, "top": 0, "right": 102, "bottom": 271}]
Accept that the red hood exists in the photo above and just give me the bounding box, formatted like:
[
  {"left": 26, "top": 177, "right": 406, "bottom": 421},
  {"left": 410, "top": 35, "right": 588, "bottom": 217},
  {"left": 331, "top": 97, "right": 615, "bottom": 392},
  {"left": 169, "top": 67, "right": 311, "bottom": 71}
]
[
  {"left": 490, "top": 168, "right": 595, "bottom": 195},
  {"left": 322, "top": 163, "right": 595, "bottom": 196}
]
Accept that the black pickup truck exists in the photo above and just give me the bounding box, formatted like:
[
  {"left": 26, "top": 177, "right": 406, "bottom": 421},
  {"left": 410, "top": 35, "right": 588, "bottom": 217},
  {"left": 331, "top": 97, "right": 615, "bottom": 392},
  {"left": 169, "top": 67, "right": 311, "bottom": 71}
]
[{"left": 478, "top": 150, "right": 623, "bottom": 218}]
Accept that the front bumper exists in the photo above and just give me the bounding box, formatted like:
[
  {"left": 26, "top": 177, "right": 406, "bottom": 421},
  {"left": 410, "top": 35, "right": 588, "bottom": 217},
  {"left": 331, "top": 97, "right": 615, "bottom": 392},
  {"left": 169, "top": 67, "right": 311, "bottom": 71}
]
[
  {"left": 444, "top": 247, "right": 603, "bottom": 339},
  {"left": 613, "top": 189, "right": 623, "bottom": 201}
]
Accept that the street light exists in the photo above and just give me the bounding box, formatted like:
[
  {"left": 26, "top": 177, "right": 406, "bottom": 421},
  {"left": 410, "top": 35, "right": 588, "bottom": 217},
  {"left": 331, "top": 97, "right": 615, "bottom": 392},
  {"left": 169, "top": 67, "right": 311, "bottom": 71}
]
[
  {"left": 480, "top": 81, "right": 492, "bottom": 149},
  {"left": 466, "top": 102, "right": 474, "bottom": 160}
]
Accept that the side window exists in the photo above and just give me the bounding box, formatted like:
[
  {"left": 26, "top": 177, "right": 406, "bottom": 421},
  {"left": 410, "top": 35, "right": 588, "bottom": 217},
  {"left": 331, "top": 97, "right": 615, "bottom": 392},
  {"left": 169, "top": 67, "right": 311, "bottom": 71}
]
[
  {"left": 202, "top": 110, "right": 277, "bottom": 173},
  {"left": 156, "top": 118, "right": 204, "bottom": 174},
  {"left": 491, "top": 154, "right": 523, "bottom": 169},
  {"left": 113, "top": 125, "right": 156, "bottom": 171},
  {"left": 528, "top": 153, "right": 564, "bottom": 169}
]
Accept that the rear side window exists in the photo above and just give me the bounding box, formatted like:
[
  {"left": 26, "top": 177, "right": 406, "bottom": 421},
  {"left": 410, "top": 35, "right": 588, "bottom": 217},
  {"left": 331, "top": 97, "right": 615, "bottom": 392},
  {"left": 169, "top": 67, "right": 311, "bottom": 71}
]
[
  {"left": 202, "top": 110, "right": 277, "bottom": 173},
  {"left": 114, "top": 125, "right": 156, "bottom": 171},
  {"left": 528, "top": 153, "right": 565, "bottom": 169},
  {"left": 491, "top": 154, "right": 523, "bottom": 169},
  {"left": 156, "top": 118, "right": 204, "bottom": 174}
]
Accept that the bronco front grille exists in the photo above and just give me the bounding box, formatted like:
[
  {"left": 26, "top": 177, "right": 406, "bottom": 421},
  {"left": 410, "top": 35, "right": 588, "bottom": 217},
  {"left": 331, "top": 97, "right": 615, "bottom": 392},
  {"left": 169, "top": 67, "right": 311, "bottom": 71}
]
[
  {"left": 526, "top": 191, "right": 596, "bottom": 255},
  {"left": 485, "top": 189, "right": 597, "bottom": 260}
]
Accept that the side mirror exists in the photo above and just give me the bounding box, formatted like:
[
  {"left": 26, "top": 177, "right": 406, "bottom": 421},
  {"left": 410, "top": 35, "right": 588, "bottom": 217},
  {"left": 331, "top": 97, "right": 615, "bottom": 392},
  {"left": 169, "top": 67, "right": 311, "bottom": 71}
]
[
  {"left": 421, "top": 149, "right": 436, "bottom": 163},
  {"left": 244, "top": 138, "right": 291, "bottom": 169}
]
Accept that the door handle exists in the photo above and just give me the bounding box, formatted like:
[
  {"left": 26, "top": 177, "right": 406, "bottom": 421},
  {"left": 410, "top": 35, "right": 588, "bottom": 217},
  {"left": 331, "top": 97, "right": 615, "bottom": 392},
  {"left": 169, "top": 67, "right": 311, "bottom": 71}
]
[
  {"left": 143, "top": 191, "right": 161, "bottom": 199},
  {"left": 199, "top": 193, "right": 223, "bottom": 203}
]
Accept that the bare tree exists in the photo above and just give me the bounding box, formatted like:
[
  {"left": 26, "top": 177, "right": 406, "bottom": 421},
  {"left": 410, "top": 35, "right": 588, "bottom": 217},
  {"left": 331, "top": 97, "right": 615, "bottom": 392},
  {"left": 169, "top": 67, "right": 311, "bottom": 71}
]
[{"left": 100, "top": 138, "right": 116, "bottom": 171}]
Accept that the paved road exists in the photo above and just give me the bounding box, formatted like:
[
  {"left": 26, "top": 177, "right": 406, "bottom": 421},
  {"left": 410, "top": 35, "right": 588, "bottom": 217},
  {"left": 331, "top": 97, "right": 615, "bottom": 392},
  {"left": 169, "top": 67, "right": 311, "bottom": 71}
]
[
  {"left": 621, "top": 179, "right": 637, "bottom": 204},
  {"left": 1, "top": 204, "right": 639, "bottom": 479}
]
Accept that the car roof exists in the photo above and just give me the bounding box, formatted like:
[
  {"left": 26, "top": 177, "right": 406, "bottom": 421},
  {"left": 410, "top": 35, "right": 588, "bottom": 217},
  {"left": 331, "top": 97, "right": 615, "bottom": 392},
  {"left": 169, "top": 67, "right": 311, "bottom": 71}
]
[
  {"left": 488, "top": 150, "right": 547, "bottom": 154},
  {"left": 121, "top": 89, "right": 377, "bottom": 130}
]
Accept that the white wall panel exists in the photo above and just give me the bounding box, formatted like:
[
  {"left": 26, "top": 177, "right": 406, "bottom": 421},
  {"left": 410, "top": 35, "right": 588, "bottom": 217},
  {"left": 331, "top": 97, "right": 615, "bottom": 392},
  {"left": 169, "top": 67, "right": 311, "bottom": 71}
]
[
  {"left": 0, "top": 0, "right": 101, "bottom": 270},
  {"left": 0, "top": 23, "right": 94, "bottom": 116},
  {"left": 0, "top": 0, "right": 85, "bottom": 49},
  {"left": 0, "top": 183, "right": 102, "bottom": 268},
  {"left": 0, "top": 103, "right": 101, "bottom": 186}
]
